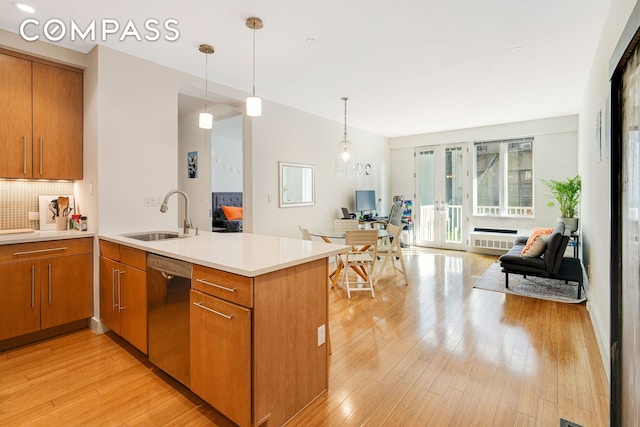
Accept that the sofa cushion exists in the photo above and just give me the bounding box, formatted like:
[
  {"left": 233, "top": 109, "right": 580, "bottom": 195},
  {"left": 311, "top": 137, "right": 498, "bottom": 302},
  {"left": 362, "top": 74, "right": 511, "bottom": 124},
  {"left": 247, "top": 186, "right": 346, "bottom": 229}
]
[
  {"left": 520, "top": 227, "right": 553, "bottom": 256},
  {"left": 221, "top": 205, "right": 243, "bottom": 221},
  {"left": 521, "top": 234, "right": 548, "bottom": 257}
]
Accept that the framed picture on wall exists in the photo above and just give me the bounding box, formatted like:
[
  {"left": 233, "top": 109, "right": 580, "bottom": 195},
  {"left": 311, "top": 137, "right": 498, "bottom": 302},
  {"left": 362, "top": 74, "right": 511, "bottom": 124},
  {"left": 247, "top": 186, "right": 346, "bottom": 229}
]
[{"left": 188, "top": 151, "right": 198, "bottom": 178}]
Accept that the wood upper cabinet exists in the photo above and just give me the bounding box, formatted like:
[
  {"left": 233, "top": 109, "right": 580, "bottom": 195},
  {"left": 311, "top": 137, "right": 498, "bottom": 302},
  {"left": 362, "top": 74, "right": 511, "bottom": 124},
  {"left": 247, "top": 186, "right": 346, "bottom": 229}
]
[
  {"left": 0, "top": 49, "right": 83, "bottom": 180},
  {"left": 32, "top": 62, "right": 83, "bottom": 180},
  {"left": 0, "top": 53, "right": 33, "bottom": 178},
  {"left": 0, "top": 238, "right": 93, "bottom": 342},
  {"left": 99, "top": 240, "right": 148, "bottom": 354}
]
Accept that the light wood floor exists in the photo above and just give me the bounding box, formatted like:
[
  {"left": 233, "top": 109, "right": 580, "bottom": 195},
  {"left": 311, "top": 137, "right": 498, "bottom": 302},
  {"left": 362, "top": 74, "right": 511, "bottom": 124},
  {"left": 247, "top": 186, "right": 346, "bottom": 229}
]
[{"left": 0, "top": 248, "right": 609, "bottom": 426}]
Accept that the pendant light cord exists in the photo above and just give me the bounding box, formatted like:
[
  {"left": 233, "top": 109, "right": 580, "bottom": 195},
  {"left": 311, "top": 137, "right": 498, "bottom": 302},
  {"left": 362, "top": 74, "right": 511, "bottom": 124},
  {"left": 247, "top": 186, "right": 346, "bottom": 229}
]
[
  {"left": 204, "top": 53, "right": 209, "bottom": 112},
  {"left": 343, "top": 97, "right": 348, "bottom": 141},
  {"left": 252, "top": 22, "right": 256, "bottom": 97}
]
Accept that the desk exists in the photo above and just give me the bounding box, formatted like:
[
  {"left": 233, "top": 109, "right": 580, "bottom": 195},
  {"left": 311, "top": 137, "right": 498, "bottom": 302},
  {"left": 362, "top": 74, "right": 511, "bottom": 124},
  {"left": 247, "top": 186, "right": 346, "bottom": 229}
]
[{"left": 310, "top": 228, "right": 391, "bottom": 288}]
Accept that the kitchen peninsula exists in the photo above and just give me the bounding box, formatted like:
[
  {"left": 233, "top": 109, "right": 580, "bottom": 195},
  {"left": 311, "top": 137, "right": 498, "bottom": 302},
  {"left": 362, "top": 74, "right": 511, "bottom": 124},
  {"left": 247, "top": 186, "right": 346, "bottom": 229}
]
[{"left": 99, "top": 230, "right": 347, "bottom": 427}]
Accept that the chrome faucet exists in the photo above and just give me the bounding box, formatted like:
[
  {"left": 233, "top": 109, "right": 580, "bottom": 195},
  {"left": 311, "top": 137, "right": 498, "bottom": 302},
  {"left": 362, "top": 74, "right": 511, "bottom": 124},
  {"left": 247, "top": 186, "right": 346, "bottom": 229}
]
[{"left": 160, "top": 190, "right": 193, "bottom": 235}]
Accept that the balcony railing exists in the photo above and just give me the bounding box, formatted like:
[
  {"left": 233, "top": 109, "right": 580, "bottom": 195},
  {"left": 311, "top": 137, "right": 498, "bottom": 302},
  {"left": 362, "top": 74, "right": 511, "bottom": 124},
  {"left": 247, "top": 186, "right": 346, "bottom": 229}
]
[{"left": 417, "top": 204, "right": 462, "bottom": 243}]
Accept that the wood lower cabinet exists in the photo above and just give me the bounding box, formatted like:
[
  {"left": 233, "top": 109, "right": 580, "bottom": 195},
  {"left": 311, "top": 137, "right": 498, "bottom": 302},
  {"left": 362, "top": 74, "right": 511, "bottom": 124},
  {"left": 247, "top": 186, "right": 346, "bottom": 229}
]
[
  {"left": 0, "top": 238, "right": 93, "bottom": 342},
  {"left": 99, "top": 240, "right": 147, "bottom": 354},
  {"left": 190, "top": 290, "right": 251, "bottom": 427},
  {"left": 0, "top": 49, "right": 83, "bottom": 180},
  {"left": 191, "top": 259, "right": 329, "bottom": 427}
]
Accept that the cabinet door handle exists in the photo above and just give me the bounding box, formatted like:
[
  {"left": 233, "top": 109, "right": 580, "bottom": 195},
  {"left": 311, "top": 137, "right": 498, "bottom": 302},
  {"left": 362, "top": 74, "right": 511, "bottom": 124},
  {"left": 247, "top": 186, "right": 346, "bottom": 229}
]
[
  {"left": 118, "top": 270, "right": 125, "bottom": 311},
  {"left": 48, "top": 263, "right": 52, "bottom": 305},
  {"left": 31, "top": 265, "right": 35, "bottom": 308},
  {"left": 13, "top": 247, "right": 67, "bottom": 256},
  {"left": 195, "top": 278, "right": 236, "bottom": 293},
  {"left": 111, "top": 268, "right": 119, "bottom": 309},
  {"left": 193, "top": 302, "right": 234, "bottom": 319},
  {"left": 39, "top": 137, "right": 43, "bottom": 175},
  {"left": 23, "top": 136, "right": 27, "bottom": 175}
]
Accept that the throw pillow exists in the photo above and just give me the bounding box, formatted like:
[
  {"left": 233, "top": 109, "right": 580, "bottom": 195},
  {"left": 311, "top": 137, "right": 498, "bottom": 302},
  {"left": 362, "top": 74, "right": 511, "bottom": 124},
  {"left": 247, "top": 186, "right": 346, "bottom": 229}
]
[
  {"left": 520, "top": 227, "right": 553, "bottom": 257},
  {"left": 521, "top": 234, "right": 548, "bottom": 257},
  {"left": 221, "top": 205, "right": 243, "bottom": 221}
]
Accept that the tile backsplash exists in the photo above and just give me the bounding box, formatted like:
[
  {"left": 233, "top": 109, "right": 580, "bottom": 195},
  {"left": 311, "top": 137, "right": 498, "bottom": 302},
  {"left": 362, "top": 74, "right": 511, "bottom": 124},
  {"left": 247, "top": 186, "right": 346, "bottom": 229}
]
[{"left": 0, "top": 180, "right": 75, "bottom": 230}]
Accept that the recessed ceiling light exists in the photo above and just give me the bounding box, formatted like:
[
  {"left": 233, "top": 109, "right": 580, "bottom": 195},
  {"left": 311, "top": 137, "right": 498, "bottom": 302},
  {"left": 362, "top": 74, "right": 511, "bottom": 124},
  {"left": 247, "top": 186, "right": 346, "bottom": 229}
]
[
  {"left": 14, "top": 2, "right": 36, "bottom": 13},
  {"left": 305, "top": 37, "right": 317, "bottom": 44},
  {"left": 509, "top": 46, "right": 524, "bottom": 53}
]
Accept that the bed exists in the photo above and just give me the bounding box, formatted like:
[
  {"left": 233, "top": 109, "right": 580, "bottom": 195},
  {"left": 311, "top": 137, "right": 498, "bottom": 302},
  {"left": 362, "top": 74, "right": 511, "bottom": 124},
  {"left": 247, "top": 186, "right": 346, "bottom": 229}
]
[{"left": 211, "top": 192, "right": 243, "bottom": 232}]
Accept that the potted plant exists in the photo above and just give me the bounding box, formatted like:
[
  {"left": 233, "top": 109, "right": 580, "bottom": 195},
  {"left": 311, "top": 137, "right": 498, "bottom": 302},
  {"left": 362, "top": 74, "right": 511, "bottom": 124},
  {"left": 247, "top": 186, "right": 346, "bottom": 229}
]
[{"left": 542, "top": 175, "right": 582, "bottom": 232}]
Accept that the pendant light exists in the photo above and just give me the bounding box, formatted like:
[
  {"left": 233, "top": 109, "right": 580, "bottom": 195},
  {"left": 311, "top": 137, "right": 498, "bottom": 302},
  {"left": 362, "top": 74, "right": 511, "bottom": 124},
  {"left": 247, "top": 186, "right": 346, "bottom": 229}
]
[
  {"left": 245, "top": 17, "right": 263, "bottom": 117},
  {"left": 337, "top": 97, "right": 354, "bottom": 161},
  {"left": 199, "top": 44, "right": 214, "bottom": 129}
]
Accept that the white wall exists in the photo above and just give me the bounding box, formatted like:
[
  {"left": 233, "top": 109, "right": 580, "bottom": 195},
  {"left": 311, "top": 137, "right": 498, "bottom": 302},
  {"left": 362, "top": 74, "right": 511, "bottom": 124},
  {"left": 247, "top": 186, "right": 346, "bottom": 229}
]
[
  {"left": 390, "top": 116, "right": 579, "bottom": 240},
  {"left": 178, "top": 110, "right": 213, "bottom": 231},
  {"left": 578, "top": 0, "right": 638, "bottom": 379},
  {"left": 249, "top": 100, "right": 390, "bottom": 238},
  {"left": 212, "top": 114, "right": 243, "bottom": 192}
]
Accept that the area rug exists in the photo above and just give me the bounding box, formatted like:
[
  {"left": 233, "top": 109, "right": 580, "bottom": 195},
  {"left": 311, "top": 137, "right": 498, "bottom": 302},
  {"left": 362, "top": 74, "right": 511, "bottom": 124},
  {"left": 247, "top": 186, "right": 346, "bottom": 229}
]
[{"left": 473, "top": 262, "right": 586, "bottom": 303}]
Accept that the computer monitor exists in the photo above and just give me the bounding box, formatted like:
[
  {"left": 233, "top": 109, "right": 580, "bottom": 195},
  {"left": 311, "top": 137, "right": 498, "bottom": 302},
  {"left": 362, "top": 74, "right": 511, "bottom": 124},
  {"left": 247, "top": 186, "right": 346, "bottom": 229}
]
[{"left": 355, "top": 190, "right": 376, "bottom": 216}]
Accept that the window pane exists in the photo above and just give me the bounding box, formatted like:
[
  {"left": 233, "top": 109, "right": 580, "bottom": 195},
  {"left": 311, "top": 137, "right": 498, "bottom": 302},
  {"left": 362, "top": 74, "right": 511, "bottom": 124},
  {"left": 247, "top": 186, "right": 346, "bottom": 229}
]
[
  {"left": 475, "top": 142, "right": 500, "bottom": 214},
  {"left": 507, "top": 141, "right": 533, "bottom": 216}
]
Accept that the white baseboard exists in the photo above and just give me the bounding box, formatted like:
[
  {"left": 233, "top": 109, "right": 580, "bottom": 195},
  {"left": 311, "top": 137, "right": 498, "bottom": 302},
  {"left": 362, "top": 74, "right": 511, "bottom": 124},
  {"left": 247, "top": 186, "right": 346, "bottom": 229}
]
[{"left": 90, "top": 317, "right": 110, "bottom": 335}]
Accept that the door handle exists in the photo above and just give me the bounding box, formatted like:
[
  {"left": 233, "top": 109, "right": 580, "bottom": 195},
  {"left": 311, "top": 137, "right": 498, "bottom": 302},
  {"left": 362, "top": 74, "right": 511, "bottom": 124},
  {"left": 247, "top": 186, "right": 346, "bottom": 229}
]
[{"left": 118, "top": 270, "right": 126, "bottom": 311}]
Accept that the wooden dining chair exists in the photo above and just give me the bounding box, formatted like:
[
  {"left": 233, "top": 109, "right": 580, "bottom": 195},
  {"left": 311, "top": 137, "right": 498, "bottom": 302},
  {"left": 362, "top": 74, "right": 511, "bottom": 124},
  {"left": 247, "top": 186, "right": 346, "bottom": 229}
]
[
  {"left": 340, "top": 229, "right": 379, "bottom": 298},
  {"left": 333, "top": 218, "right": 360, "bottom": 230},
  {"left": 376, "top": 224, "right": 409, "bottom": 285},
  {"left": 298, "top": 225, "right": 312, "bottom": 241}
]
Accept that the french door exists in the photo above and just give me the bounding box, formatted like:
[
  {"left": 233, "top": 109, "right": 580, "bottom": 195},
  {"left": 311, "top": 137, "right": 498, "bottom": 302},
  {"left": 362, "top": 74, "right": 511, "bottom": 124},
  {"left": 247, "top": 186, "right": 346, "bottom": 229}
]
[{"left": 415, "top": 144, "right": 467, "bottom": 250}]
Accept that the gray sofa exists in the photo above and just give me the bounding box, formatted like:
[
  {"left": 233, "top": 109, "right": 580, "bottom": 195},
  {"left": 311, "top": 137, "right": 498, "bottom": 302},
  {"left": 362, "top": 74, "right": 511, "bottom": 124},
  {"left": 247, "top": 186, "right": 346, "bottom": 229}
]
[{"left": 499, "top": 222, "right": 584, "bottom": 299}]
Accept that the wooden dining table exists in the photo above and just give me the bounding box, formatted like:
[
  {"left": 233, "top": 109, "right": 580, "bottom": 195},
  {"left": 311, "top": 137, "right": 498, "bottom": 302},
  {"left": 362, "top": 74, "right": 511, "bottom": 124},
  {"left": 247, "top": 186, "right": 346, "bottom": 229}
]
[{"left": 310, "top": 227, "right": 391, "bottom": 288}]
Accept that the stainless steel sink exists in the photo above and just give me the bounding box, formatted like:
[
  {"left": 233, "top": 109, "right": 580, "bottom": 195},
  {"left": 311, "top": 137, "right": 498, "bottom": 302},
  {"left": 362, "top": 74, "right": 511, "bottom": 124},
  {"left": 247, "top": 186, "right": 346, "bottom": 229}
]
[{"left": 122, "top": 231, "right": 180, "bottom": 241}]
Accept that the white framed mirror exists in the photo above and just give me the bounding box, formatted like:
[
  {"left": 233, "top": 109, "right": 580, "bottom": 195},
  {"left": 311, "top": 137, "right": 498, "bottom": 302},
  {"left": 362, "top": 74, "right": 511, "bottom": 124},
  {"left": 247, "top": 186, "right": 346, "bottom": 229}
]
[{"left": 279, "top": 161, "right": 314, "bottom": 207}]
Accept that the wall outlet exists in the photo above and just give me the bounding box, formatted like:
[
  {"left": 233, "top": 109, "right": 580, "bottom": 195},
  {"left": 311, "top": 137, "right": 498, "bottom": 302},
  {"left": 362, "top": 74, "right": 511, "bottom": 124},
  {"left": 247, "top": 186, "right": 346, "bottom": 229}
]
[
  {"left": 143, "top": 196, "right": 155, "bottom": 207},
  {"left": 28, "top": 211, "right": 39, "bottom": 220},
  {"left": 317, "top": 324, "right": 326, "bottom": 346}
]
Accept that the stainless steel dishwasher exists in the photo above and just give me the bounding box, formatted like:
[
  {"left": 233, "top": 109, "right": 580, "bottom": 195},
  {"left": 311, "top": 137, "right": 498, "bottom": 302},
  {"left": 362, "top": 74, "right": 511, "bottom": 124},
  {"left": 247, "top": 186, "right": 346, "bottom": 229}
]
[{"left": 147, "top": 253, "right": 192, "bottom": 387}]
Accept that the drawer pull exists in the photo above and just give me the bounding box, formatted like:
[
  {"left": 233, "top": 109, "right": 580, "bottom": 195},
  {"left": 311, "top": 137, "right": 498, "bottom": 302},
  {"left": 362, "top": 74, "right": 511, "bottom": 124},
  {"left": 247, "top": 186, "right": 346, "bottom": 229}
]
[
  {"left": 14, "top": 247, "right": 68, "bottom": 256},
  {"left": 23, "top": 136, "right": 27, "bottom": 175},
  {"left": 193, "top": 302, "right": 234, "bottom": 320},
  {"left": 195, "top": 278, "right": 236, "bottom": 293},
  {"left": 48, "top": 263, "right": 52, "bottom": 304},
  {"left": 31, "top": 265, "right": 35, "bottom": 308}
]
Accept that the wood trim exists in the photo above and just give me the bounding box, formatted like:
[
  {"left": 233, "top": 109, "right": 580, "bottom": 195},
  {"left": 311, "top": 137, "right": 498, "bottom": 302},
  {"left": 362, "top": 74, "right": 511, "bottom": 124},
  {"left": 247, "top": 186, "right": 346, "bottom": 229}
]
[{"left": 0, "top": 319, "right": 88, "bottom": 353}]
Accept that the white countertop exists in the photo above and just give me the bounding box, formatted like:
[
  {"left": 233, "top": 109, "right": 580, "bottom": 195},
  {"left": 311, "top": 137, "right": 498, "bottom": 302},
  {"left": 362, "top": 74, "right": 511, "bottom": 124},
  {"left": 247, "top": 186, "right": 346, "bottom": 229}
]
[
  {"left": 0, "top": 229, "right": 94, "bottom": 245},
  {"left": 100, "top": 230, "right": 348, "bottom": 277}
]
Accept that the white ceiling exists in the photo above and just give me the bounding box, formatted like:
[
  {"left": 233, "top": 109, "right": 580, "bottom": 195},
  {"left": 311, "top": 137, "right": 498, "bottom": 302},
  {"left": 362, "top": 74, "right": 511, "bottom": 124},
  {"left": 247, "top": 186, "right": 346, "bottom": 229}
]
[{"left": 0, "top": 0, "right": 612, "bottom": 137}]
